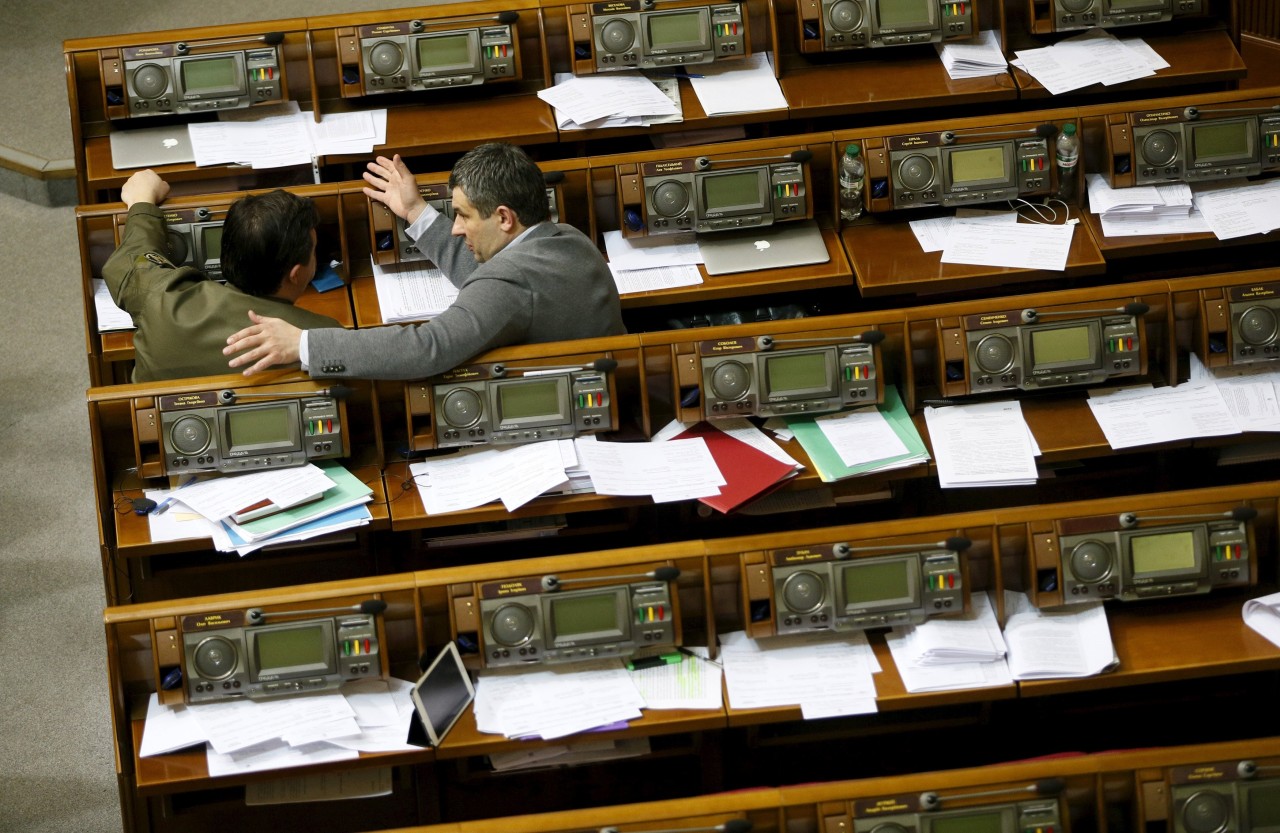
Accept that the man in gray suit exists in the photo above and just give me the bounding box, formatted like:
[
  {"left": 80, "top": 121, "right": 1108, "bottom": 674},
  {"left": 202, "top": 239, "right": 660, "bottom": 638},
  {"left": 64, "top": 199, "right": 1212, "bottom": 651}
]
[
  {"left": 103, "top": 170, "right": 340, "bottom": 382},
  {"left": 224, "top": 143, "right": 625, "bottom": 380}
]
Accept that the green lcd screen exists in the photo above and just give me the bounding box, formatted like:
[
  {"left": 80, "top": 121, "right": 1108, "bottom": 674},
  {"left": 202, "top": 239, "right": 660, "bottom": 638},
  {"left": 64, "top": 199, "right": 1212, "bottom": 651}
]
[
  {"left": 497, "top": 379, "right": 563, "bottom": 421},
  {"left": 876, "top": 0, "right": 935, "bottom": 29},
  {"left": 226, "top": 405, "right": 294, "bottom": 448},
  {"left": 200, "top": 225, "right": 223, "bottom": 260},
  {"left": 1245, "top": 782, "right": 1280, "bottom": 830},
  {"left": 180, "top": 56, "right": 241, "bottom": 93},
  {"left": 254, "top": 624, "right": 329, "bottom": 674},
  {"left": 930, "top": 812, "right": 1004, "bottom": 833},
  {"left": 843, "top": 559, "right": 910, "bottom": 606},
  {"left": 1031, "top": 325, "right": 1095, "bottom": 365},
  {"left": 702, "top": 170, "right": 764, "bottom": 213},
  {"left": 1191, "top": 120, "right": 1252, "bottom": 162},
  {"left": 550, "top": 593, "right": 621, "bottom": 638},
  {"left": 950, "top": 146, "right": 1008, "bottom": 185},
  {"left": 765, "top": 351, "right": 831, "bottom": 396},
  {"left": 1130, "top": 530, "right": 1197, "bottom": 577},
  {"left": 417, "top": 33, "right": 474, "bottom": 71},
  {"left": 647, "top": 10, "right": 706, "bottom": 48}
]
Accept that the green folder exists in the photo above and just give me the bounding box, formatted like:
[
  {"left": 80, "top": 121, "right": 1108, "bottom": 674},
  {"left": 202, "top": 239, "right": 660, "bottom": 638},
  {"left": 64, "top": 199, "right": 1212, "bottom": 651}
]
[
  {"left": 234, "top": 461, "right": 374, "bottom": 541},
  {"left": 786, "top": 386, "right": 930, "bottom": 483}
]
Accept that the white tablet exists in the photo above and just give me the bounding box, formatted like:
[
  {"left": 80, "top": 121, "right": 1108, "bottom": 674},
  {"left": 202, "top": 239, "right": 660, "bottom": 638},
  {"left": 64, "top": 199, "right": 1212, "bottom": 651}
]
[{"left": 410, "top": 642, "right": 475, "bottom": 747}]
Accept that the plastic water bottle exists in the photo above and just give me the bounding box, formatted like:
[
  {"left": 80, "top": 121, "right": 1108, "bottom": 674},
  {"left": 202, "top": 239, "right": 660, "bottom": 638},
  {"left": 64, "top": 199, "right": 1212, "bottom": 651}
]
[
  {"left": 839, "top": 143, "right": 865, "bottom": 223},
  {"left": 1055, "top": 123, "right": 1079, "bottom": 201}
]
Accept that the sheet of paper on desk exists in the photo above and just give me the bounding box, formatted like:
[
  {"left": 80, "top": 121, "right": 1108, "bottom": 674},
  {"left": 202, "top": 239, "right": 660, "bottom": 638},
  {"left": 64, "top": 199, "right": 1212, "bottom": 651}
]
[
  {"left": 788, "top": 387, "right": 929, "bottom": 482},
  {"left": 171, "top": 463, "right": 335, "bottom": 522},
  {"left": 1011, "top": 30, "right": 1157, "bottom": 94},
  {"left": 371, "top": 258, "right": 459, "bottom": 324},
  {"left": 940, "top": 219, "right": 1074, "bottom": 271},
  {"left": 604, "top": 230, "right": 702, "bottom": 269},
  {"left": 1242, "top": 590, "right": 1280, "bottom": 649},
  {"left": 627, "top": 647, "right": 723, "bottom": 710},
  {"left": 1190, "top": 353, "right": 1280, "bottom": 433},
  {"left": 1001, "top": 592, "right": 1117, "bottom": 680},
  {"left": 474, "top": 659, "right": 645, "bottom": 740},
  {"left": 924, "top": 400, "right": 1039, "bottom": 488},
  {"left": 1086, "top": 381, "right": 1241, "bottom": 449},
  {"left": 539, "top": 71, "right": 677, "bottom": 128},
  {"left": 936, "top": 30, "right": 1008, "bottom": 80},
  {"left": 92, "top": 279, "right": 133, "bottom": 331},
  {"left": 410, "top": 439, "right": 573, "bottom": 515},
  {"left": 573, "top": 435, "right": 723, "bottom": 502},
  {"left": 1086, "top": 174, "right": 1192, "bottom": 216},
  {"left": 1192, "top": 178, "right": 1280, "bottom": 240},
  {"left": 688, "top": 52, "right": 786, "bottom": 116},
  {"left": 305, "top": 108, "right": 387, "bottom": 156},
  {"left": 910, "top": 209, "right": 1018, "bottom": 253},
  {"left": 718, "top": 630, "right": 878, "bottom": 718},
  {"left": 611, "top": 264, "right": 704, "bottom": 295},
  {"left": 214, "top": 504, "right": 372, "bottom": 557},
  {"left": 885, "top": 594, "right": 1013, "bottom": 694},
  {"left": 190, "top": 104, "right": 313, "bottom": 169},
  {"left": 145, "top": 488, "right": 215, "bottom": 543}
]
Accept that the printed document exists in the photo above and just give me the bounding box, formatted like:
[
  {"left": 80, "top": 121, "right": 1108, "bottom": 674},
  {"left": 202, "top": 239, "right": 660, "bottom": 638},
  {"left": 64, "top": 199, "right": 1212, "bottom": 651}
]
[
  {"left": 1242, "top": 590, "right": 1280, "bottom": 649},
  {"left": 687, "top": 52, "right": 786, "bottom": 116},
  {"left": 923, "top": 400, "right": 1039, "bottom": 487},
  {"left": 940, "top": 219, "right": 1075, "bottom": 271},
  {"left": 719, "top": 630, "right": 879, "bottom": 719},
  {"left": 371, "top": 258, "right": 459, "bottom": 324},
  {"left": 1086, "top": 381, "right": 1241, "bottom": 449},
  {"left": 1001, "top": 592, "right": 1117, "bottom": 680}
]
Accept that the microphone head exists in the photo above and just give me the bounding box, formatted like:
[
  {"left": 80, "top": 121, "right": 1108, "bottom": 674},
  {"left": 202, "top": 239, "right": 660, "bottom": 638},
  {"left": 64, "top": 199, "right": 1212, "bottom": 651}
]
[
  {"left": 593, "top": 358, "right": 618, "bottom": 373},
  {"left": 721, "top": 820, "right": 754, "bottom": 833},
  {"left": 789, "top": 149, "right": 813, "bottom": 164},
  {"left": 541, "top": 575, "right": 561, "bottom": 592},
  {"left": 1123, "top": 302, "right": 1150, "bottom": 317},
  {"left": 496, "top": 10, "right": 520, "bottom": 23},
  {"left": 858, "top": 329, "right": 886, "bottom": 346},
  {"left": 1036, "top": 123, "right": 1060, "bottom": 140},
  {"left": 246, "top": 608, "right": 266, "bottom": 625},
  {"left": 695, "top": 157, "right": 712, "bottom": 170},
  {"left": 756, "top": 335, "right": 775, "bottom": 351},
  {"left": 1232, "top": 507, "right": 1259, "bottom": 522},
  {"left": 542, "top": 169, "right": 565, "bottom": 185},
  {"left": 1184, "top": 106, "right": 1200, "bottom": 121},
  {"left": 651, "top": 566, "right": 681, "bottom": 582},
  {"left": 943, "top": 536, "right": 971, "bottom": 552},
  {"left": 1020, "top": 309, "right": 1039, "bottom": 324},
  {"left": 919, "top": 791, "right": 942, "bottom": 811},
  {"left": 491, "top": 364, "right": 508, "bottom": 379},
  {"left": 940, "top": 131, "right": 957, "bottom": 145},
  {"left": 218, "top": 389, "right": 238, "bottom": 404},
  {"left": 1118, "top": 512, "right": 1139, "bottom": 528},
  {"left": 263, "top": 31, "right": 286, "bottom": 45},
  {"left": 1239, "top": 760, "right": 1258, "bottom": 779},
  {"left": 1035, "top": 778, "right": 1065, "bottom": 796},
  {"left": 326, "top": 384, "right": 354, "bottom": 400},
  {"left": 359, "top": 599, "right": 388, "bottom": 615}
]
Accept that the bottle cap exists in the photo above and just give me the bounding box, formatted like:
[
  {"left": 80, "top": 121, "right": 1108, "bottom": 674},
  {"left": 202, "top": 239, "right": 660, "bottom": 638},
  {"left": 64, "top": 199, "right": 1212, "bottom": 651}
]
[
  {"left": 1062, "top": 123, "right": 1076, "bottom": 136},
  {"left": 844, "top": 143, "right": 861, "bottom": 157}
]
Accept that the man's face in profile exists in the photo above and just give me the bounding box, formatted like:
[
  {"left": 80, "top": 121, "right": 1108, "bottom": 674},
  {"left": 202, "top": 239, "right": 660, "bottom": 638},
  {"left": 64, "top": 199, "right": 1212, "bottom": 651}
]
[{"left": 449, "top": 188, "right": 509, "bottom": 263}]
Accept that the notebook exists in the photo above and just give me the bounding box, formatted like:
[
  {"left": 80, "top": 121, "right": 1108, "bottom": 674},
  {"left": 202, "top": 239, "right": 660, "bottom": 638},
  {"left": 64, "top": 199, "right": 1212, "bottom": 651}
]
[
  {"left": 109, "top": 125, "right": 196, "bottom": 170},
  {"left": 698, "top": 219, "right": 830, "bottom": 276}
]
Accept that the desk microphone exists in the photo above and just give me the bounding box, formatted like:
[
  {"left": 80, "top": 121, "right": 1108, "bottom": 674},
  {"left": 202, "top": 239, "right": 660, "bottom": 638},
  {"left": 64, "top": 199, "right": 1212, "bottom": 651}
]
[
  {"left": 940, "top": 124, "right": 1059, "bottom": 145},
  {"left": 246, "top": 599, "right": 387, "bottom": 626},
  {"left": 410, "top": 10, "right": 518, "bottom": 30},
  {"left": 542, "top": 566, "right": 680, "bottom": 592},
  {"left": 1020, "top": 302, "right": 1149, "bottom": 324},
  {"left": 832, "top": 537, "right": 971, "bottom": 559},
  {"left": 1118, "top": 506, "right": 1256, "bottom": 529},
  {"left": 219, "top": 385, "right": 353, "bottom": 404},
  {"left": 1184, "top": 104, "right": 1280, "bottom": 120},
  {"left": 920, "top": 778, "right": 1064, "bottom": 810},
  {"left": 757, "top": 330, "right": 884, "bottom": 351},
  {"left": 601, "top": 820, "right": 751, "bottom": 833},
  {"left": 695, "top": 150, "right": 812, "bottom": 170},
  {"left": 176, "top": 31, "right": 284, "bottom": 54},
  {"left": 491, "top": 358, "right": 617, "bottom": 378}
]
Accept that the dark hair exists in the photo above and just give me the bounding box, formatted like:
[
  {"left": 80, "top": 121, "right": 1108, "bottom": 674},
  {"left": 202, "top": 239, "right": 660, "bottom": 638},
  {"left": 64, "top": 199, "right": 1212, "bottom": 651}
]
[
  {"left": 219, "top": 190, "right": 319, "bottom": 296},
  {"left": 448, "top": 143, "right": 550, "bottom": 228}
]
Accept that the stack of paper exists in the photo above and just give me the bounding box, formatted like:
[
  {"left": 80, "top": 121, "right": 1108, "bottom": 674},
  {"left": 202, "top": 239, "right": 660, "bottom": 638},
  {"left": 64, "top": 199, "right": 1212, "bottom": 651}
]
[
  {"left": 1242, "top": 590, "right": 1280, "bottom": 649},
  {"left": 371, "top": 258, "right": 460, "bottom": 324},
  {"left": 188, "top": 102, "right": 388, "bottom": 169},
  {"left": 909, "top": 209, "right": 1020, "bottom": 253},
  {"left": 147, "top": 462, "right": 374, "bottom": 556},
  {"left": 659, "top": 419, "right": 801, "bottom": 513},
  {"left": 573, "top": 434, "right": 724, "bottom": 503},
  {"left": 489, "top": 738, "right": 651, "bottom": 771},
  {"left": 539, "top": 72, "right": 680, "bottom": 130},
  {"left": 719, "top": 630, "right": 879, "bottom": 719},
  {"left": 1086, "top": 174, "right": 1206, "bottom": 237},
  {"left": 138, "top": 678, "right": 419, "bottom": 777},
  {"left": 936, "top": 31, "right": 1008, "bottom": 79},
  {"left": 1191, "top": 178, "right": 1280, "bottom": 241},
  {"left": 1085, "top": 377, "right": 1242, "bottom": 450},
  {"left": 885, "top": 594, "right": 1012, "bottom": 693},
  {"left": 474, "top": 659, "right": 646, "bottom": 740},
  {"left": 410, "top": 440, "right": 577, "bottom": 515},
  {"left": 602, "top": 229, "right": 703, "bottom": 296},
  {"left": 687, "top": 52, "right": 787, "bottom": 117},
  {"left": 1011, "top": 30, "right": 1167, "bottom": 95},
  {"left": 92, "top": 279, "right": 134, "bottom": 331},
  {"left": 787, "top": 386, "right": 930, "bottom": 482},
  {"left": 923, "top": 400, "right": 1039, "bottom": 488},
  {"left": 1001, "top": 592, "right": 1118, "bottom": 680},
  {"left": 1189, "top": 352, "right": 1280, "bottom": 433}
]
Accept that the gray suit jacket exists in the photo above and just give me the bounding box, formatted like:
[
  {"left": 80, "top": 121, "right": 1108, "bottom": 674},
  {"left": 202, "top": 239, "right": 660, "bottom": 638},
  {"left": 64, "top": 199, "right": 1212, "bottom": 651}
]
[
  {"left": 103, "top": 203, "right": 341, "bottom": 383},
  {"left": 307, "top": 215, "right": 625, "bottom": 380}
]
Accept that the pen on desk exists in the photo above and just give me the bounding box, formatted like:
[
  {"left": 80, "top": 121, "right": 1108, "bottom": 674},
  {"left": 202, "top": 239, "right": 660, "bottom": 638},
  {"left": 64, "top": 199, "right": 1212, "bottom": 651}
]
[
  {"left": 150, "top": 476, "right": 196, "bottom": 515},
  {"left": 626, "top": 652, "right": 683, "bottom": 671},
  {"left": 921, "top": 398, "right": 956, "bottom": 408}
]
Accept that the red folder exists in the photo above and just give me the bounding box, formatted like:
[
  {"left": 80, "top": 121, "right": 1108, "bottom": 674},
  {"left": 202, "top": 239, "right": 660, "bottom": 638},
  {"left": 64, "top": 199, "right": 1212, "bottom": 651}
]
[{"left": 670, "top": 422, "right": 797, "bottom": 514}]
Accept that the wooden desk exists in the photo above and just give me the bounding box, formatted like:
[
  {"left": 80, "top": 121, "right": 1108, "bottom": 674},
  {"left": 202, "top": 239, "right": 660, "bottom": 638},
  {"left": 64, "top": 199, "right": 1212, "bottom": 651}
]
[
  {"left": 1017, "top": 592, "right": 1280, "bottom": 697},
  {"left": 780, "top": 55, "right": 1018, "bottom": 120},
  {"left": 1012, "top": 30, "right": 1246, "bottom": 99},
  {"left": 1082, "top": 210, "right": 1280, "bottom": 260},
  {"left": 559, "top": 79, "right": 789, "bottom": 143},
  {"left": 842, "top": 212, "right": 1106, "bottom": 298}
]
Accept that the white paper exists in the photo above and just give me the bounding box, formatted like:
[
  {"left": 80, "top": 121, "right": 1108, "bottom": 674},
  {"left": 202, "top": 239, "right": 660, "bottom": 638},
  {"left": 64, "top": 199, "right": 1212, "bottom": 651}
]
[
  {"left": 924, "top": 401, "right": 1039, "bottom": 488},
  {"left": 815, "top": 407, "right": 909, "bottom": 469},
  {"left": 1086, "top": 382, "right": 1242, "bottom": 449},
  {"left": 1002, "top": 594, "right": 1117, "bottom": 679},
  {"left": 1193, "top": 179, "right": 1280, "bottom": 241},
  {"left": 1242, "top": 591, "right": 1280, "bottom": 648},
  {"left": 611, "top": 264, "right": 705, "bottom": 295},
  {"left": 687, "top": 52, "right": 787, "bottom": 116},
  {"left": 93, "top": 279, "right": 134, "bottom": 331},
  {"left": 410, "top": 440, "right": 574, "bottom": 515},
  {"left": 572, "top": 436, "right": 723, "bottom": 501},
  {"left": 936, "top": 30, "right": 1008, "bottom": 79},
  {"left": 603, "top": 229, "right": 702, "bottom": 269},
  {"left": 172, "top": 465, "right": 336, "bottom": 523},
  {"left": 909, "top": 210, "right": 1020, "bottom": 253},
  {"left": 940, "top": 220, "right": 1074, "bottom": 271},
  {"left": 371, "top": 258, "right": 460, "bottom": 324},
  {"left": 538, "top": 72, "right": 677, "bottom": 127}
]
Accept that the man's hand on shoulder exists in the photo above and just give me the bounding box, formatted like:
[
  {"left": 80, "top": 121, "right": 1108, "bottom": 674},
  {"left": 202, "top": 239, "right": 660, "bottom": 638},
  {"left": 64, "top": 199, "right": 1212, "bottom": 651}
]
[
  {"left": 224, "top": 310, "right": 303, "bottom": 376},
  {"left": 362, "top": 154, "right": 427, "bottom": 225},
  {"left": 120, "top": 169, "right": 169, "bottom": 208}
]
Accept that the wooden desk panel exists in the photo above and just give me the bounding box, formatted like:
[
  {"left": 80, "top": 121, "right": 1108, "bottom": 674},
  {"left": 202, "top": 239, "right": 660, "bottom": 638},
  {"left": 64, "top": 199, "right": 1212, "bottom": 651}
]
[
  {"left": 843, "top": 214, "right": 1105, "bottom": 298},
  {"left": 1017, "top": 592, "right": 1280, "bottom": 697},
  {"left": 1082, "top": 210, "right": 1280, "bottom": 259},
  {"left": 781, "top": 58, "right": 1018, "bottom": 120},
  {"left": 1012, "top": 30, "right": 1246, "bottom": 99}
]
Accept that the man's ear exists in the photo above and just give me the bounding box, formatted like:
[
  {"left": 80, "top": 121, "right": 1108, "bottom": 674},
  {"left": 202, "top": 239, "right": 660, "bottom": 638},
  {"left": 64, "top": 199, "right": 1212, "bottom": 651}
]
[{"left": 494, "top": 204, "right": 519, "bottom": 232}]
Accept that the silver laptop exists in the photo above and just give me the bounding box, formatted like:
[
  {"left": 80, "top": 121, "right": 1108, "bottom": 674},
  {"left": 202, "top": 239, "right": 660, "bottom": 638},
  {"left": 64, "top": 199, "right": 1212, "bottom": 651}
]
[
  {"left": 109, "top": 125, "right": 195, "bottom": 170},
  {"left": 698, "top": 220, "right": 830, "bottom": 276}
]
